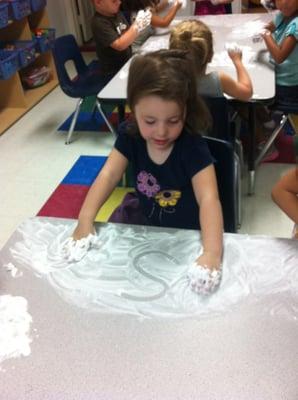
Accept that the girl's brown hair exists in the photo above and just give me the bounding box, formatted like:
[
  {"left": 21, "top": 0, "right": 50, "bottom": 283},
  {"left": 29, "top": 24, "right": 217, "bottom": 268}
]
[
  {"left": 127, "top": 49, "right": 211, "bottom": 134},
  {"left": 169, "top": 20, "right": 214, "bottom": 76}
]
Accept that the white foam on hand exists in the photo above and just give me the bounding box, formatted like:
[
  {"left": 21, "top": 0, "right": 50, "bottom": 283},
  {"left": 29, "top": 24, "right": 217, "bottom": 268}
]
[
  {"left": 135, "top": 9, "right": 152, "bottom": 33},
  {"left": 187, "top": 264, "right": 222, "bottom": 295},
  {"left": 177, "top": 0, "right": 187, "bottom": 8},
  {"left": 225, "top": 42, "right": 242, "bottom": 53},
  {"left": 61, "top": 234, "right": 102, "bottom": 263}
]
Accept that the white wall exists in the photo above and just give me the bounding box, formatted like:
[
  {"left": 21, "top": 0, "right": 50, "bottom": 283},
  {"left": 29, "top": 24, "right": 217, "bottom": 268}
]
[{"left": 46, "top": 0, "right": 82, "bottom": 41}]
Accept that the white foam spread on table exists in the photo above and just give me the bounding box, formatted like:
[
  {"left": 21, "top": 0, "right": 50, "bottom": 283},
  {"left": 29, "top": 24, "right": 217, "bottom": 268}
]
[
  {"left": 0, "top": 295, "right": 32, "bottom": 368},
  {"left": 7, "top": 218, "right": 298, "bottom": 320}
]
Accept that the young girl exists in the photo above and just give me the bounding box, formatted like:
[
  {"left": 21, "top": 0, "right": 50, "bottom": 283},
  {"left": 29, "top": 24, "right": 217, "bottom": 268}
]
[
  {"left": 192, "top": 0, "right": 233, "bottom": 16},
  {"left": 72, "top": 49, "right": 223, "bottom": 279},
  {"left": 169, "top": 19, "right": 253, "bottom": 101},
  {"left": 261, "top": 0, "right": 298, "bottom": 108}
]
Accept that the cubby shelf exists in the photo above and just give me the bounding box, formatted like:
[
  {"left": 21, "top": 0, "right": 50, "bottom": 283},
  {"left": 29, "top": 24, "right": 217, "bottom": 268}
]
[{"left": 0, "top": 6, "right": 58, "bottom": 135}]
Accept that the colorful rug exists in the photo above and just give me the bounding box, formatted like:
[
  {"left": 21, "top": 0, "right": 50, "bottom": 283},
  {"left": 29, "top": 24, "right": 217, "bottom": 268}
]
[{"left": 37, "top": 155, "right": 133, "bottom": 222}]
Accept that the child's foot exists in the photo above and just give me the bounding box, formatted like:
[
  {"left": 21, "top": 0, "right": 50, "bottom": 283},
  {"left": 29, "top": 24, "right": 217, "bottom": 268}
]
[
  {"left": 263, "top": 119, "right": 276, "bottom": 130},
  {"left": 258, "top": 142, "right": 279, "bottom": 163}
]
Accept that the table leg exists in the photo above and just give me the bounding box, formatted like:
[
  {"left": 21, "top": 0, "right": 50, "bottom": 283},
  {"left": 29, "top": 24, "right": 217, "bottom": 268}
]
[{"left": 96, "top": 100, "right": 116, "bottom": 136}]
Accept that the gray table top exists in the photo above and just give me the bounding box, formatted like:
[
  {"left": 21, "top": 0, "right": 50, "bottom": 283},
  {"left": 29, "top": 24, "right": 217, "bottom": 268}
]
[
  {"left": 0, "top": 217, "right": 298, "bottom": 399},
  {"left": 98, "top": 13, "right": 275, "bottom": 103}
]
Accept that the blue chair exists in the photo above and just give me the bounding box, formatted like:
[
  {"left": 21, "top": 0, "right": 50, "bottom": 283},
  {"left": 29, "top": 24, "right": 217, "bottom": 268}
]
[
  {"left": 52, "top": 34, "right": 115, "bottom": 144},
  {"left": 204, "top": 136, "right": 238, "bottom": 233},
  {"left": 203, "top": 96, "right": 242, "bottom": 228}
]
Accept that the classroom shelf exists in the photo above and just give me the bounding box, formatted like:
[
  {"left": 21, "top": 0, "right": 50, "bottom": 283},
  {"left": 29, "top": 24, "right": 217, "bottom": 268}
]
[{"left": 0, "top": 4, "right": 57, "bottom": 135}]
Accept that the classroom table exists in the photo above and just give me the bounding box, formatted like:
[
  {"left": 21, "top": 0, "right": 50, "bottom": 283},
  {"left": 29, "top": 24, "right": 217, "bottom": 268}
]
[
  {"left": 0, "top": 217, "right": 298, "bottom": 399},
  {"left": 97, "top": 13, "right": 276, "bottom": 195}
]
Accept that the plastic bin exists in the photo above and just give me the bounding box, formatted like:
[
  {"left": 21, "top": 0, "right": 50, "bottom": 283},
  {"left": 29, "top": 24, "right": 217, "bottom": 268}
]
[
  {"left": 0, "top": 49, "right": 19, "bottom": 79},
  {"left": 1, "top": 40, "right": 36, "bottom": 67},
  {"left": 21, "top": 65, "right": 50, "bottom": 88},
  {"left": 14, "top": 40, "right": 35, "bottom": 67},
  {"left": 0, "top": 2, "right": 9, "bottom": 28},
  {"left": 32, "top": 28, "right": 55, "bottom": 53},
  {"left": 30, "top": 0, "right": 46, "bottom": 12},
  {"left": 7, "top": 0, "right": 31, "bottom": 20}
]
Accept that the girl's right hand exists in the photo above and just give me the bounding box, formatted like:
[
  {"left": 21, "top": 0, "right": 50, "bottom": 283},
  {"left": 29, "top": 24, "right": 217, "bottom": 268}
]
[
  {"left": 72, "top": 221, "right": 95, "bottom": 241},
  {"left": 227, "top": 49, "right": 242, "bottom": 63}
]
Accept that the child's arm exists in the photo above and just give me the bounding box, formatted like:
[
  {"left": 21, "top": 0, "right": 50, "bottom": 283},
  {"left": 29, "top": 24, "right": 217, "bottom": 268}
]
[
  {"left": 271, "top": 167, "right": 298, "bottom": 224},
  {"left": 219, "top": 50, "right": 253, "bottom": 101},
  {"left": 73, "top": 149, "right": 128, "bottom": 240},
  {"left": 262, "top": 31, "right": 297, "bottom": 64},
  {"left": 111, "top": 11, "right": 152, "bottom": 51},
  {"left": 111, "top": 25, "right": 139, "bottom": 51},
  {"left": 151, "top": 1, "right": 182, "bottom": 28},
  {"left": 192, "top": 164, "right": 223, "bottom": 269}
]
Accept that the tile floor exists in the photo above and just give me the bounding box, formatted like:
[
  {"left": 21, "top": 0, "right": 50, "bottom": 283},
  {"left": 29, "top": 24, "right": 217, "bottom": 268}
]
[{"left": 0, "top": 55, "right": 294, "bottom": 250}]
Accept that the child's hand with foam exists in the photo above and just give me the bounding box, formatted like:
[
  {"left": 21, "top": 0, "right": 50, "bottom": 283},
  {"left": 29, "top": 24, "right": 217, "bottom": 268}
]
[
  {"left": 187, "top": 251, "right": 222, "bottom": 295},
  {"left": 134, "top": 9, "right": 152, "bottom": 33},
  {"left": 187, "top": 264, "right": 222, "bottom": 295},
  {"left": 168, "top": 0, "right": 185, "bottom": 9},
  {"left": 61, "top": 233, "right": 102, "bottom": 263},
  {"left": 225, "top": 42, "right": 243, "bottom": 63}
]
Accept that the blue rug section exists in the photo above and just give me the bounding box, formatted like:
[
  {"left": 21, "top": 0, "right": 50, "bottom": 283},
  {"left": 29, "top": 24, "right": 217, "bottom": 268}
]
[
  {"left": 58, "top": 111, "right": 105, "bottom": 132},
  {"left": 62, "top": 155, "right": 107, "bottom": 185}
]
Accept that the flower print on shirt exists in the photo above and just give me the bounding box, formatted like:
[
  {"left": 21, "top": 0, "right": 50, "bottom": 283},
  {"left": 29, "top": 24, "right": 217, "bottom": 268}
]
[
  {"left": 137, "top": 171, "right": 160, "bottom": 198},
  {"left": 155, "top": 190, "right": 181, "bottom": 207}
]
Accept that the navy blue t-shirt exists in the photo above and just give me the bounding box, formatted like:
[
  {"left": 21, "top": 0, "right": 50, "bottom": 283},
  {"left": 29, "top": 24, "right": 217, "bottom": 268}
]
[{"left": 114, "top": 130, "right": 214, "bottom": 230}]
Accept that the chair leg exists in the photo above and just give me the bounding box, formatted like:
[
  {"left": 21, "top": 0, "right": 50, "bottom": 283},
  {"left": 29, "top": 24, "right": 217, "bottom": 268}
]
[
  {"left": 96, "top": 100, "right": 116, "bottom": 136},
  {"left": 235, "top": 138, "right": 245, "bottom": 178},
  {"left": 234, "top": 152, "right": 242, "bottom": 231},
  {"left": 255, "top": 114, "right": 288, "bottom": 166},
  {"left": 65, "top": 98, "right": 83, "bottom": 145}
]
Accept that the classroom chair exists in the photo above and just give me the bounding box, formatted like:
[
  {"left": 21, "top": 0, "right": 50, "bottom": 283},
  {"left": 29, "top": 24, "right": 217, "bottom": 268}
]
[
  {"left": 52, "top": 34, "right": 116, "bottom": 144},
  {"left": 204, "top": 136, "right": 239, "bottom": 233},
  {"left": 203, "top": 96, "right": 242, "bottom": 228},
  {"left": 256, "top": 102, "right": 298, "bottom": 165}
]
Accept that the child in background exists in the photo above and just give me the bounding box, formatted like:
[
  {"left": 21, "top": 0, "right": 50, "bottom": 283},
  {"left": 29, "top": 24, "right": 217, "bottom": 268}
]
[
  {"left": 192, "top": 0, "right": 233, "bottom": 16},
  {"left": 90, "top": 0, "right": 151, "bottom": 80},
  {"left": 124, "top": 0, "right": 183, "bottom": 53},
  {"left": 169, "top": 20, "right": 253, "bottom": 101},
  {"left": 72, "top": 50, "right": 224, "bottom": 294},
  {"left": 271, "top": 136, "right": 298, "bottom": 239},
  {"left": 261, "top": 0, "right": 298, "bottom": 110},
  {"left": 256, "top": 0, "right": 298, "bottom": 159}
]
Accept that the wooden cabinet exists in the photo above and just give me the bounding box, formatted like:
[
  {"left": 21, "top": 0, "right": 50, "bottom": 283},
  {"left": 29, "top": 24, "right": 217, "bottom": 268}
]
[{"left": 0, "top": 6, "right": 58, "bottom": 135}]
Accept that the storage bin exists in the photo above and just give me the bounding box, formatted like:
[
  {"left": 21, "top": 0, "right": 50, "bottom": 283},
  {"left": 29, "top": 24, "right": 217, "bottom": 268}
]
[
  {"left": 7, "top": 0, "right": 31, "bottom": 20},
  {"left": 14, "top": 40, "right": 35, "bottom": 67},
  {"left": 0, "top": 49, "right": 19, "bottom": 79},
  {"left": 32, "top": 28, "right": 55, "bottom": 53},
  {"left": 30, "top": 0, "right": 46, "bottom": 12},
  {"left": 1, "top": 40, "right": 36, "bottom": 67},
  {"left": 21, "top": 65, "right": 50, "bottom": 88},
  {"left": 0, "top": 2, "right": 9, "bottom": 28}
]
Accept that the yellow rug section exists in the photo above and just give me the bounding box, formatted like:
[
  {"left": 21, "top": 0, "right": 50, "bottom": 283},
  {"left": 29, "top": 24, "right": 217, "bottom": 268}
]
[{"left": 95, "top": 187, "right": 134, "bottom": 222}]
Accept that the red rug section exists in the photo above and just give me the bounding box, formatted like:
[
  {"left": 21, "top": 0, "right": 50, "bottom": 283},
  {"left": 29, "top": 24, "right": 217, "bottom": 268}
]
[
  {"left": 37, "top": 184, "right": 89, "bottom": 219},
  {"left": 272, "top": 132, "right": 296, "bottom": 163}
]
